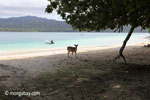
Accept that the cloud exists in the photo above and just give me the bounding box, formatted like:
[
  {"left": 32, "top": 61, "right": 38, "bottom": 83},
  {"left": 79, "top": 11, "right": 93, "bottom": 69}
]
[
  {"left": 0, "top": 0, "right": 62, "bottom": 20},
  {"left": 0, "top": 0, "right": 47, "bottom": 8}
]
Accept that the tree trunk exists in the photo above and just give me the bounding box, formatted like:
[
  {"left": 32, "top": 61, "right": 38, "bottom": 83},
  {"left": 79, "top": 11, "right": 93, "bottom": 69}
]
[{"left": 114, "top": 26, "right": 135, "bottom": 64}]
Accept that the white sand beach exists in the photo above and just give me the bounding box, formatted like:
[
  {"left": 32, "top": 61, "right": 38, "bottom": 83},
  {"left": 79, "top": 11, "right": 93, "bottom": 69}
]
[
  {"left": 0, "top": 41, "right": 150, "bottom": 100},
  {"left": 0, "top": 42, "right": 149, "bottom": 78},
  {"left": 0, "top": 41, "right": 148, "bottom": 60}
]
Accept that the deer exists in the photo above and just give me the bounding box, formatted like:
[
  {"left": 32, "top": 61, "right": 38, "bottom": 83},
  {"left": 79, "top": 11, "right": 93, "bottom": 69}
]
[{"left": 67, "top": 44, "right": 78, "bottom": 59}]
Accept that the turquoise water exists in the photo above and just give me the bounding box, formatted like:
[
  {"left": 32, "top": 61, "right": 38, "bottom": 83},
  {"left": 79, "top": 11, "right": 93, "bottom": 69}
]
[{"left": 0, "top": 32, "right": 149, "bottom": 51}]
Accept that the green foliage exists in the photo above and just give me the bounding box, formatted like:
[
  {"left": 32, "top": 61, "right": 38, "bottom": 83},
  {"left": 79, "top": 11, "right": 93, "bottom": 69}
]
[
  {"left": 148, "top": 28, "right": 150, "bottom": 33},
  {"left": 0, "top": 16, "right": 147, "bottom": 32},
  {"left": 46, "top": 0, "right": 150, "bottom": 32}
]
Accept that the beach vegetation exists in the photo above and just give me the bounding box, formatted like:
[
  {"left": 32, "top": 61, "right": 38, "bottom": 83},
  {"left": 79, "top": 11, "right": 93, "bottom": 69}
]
[{"left": 46, "top": 0, "right": 150, "bottom": 63}]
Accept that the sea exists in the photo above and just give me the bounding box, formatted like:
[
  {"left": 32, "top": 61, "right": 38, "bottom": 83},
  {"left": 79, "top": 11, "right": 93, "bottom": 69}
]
[{"left": 0, "top": 32, "right": 149, "bottom": 51}]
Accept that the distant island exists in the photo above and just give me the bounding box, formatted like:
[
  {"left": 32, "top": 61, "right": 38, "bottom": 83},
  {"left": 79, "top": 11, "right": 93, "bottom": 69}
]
[{"left": 0, "top": 16, "right": 148, "bottom": 32}]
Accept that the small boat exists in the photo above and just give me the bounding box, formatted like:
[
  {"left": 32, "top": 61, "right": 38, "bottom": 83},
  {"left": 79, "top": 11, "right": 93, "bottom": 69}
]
[{"left": 45, "top": 40, "right": 54, "bottom": 44}]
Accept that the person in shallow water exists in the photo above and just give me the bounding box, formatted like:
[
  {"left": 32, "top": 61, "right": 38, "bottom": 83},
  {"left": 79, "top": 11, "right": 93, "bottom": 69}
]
[{"left": 50, "top": 40, "right": 54, "bottom": 44}]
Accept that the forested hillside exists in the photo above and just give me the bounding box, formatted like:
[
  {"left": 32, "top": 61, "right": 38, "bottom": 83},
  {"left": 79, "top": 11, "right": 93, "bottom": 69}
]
[
  {"left": 0, "top": 16, "right": 74, "bottom": 32},
  {"left": 0, "top": 16, "right": 148, "bottom": 32}
]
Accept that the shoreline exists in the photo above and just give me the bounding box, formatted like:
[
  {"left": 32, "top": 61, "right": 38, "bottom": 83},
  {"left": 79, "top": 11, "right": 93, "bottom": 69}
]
[
  {"left": 0, "top": 45, "right": 120, "bottom": 60},
  {"left": 0, "top": 41, "right": 148, "bottom": 60},
  {"left": 0, "top": 37, "right": 150, "bottom": 100}
]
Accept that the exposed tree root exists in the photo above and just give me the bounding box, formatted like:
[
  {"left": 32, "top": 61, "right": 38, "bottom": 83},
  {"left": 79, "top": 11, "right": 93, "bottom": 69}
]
[{"left": 114, "top": 54, "right": 126, "bottom": 64}]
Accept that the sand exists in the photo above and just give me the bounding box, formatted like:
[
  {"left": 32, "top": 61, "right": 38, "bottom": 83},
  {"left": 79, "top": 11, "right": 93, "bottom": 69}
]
[
  {"left": 0, "top": 41, "right": 148, "bottom": 60},
  {"left": 0, "top": 42, "right": 149, "bottom": 77},
  {"left": 0, "top": 42, "right": 150, "bottom": 100},
  {"left": 0, "top": 42, "right": 149, "bottom": 75}
]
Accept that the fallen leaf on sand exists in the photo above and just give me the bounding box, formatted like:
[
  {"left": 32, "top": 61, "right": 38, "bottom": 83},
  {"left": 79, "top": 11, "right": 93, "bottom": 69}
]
[
  {"left": 112, "top": 85, "right": 121, "bottom": 89},
  {"left": 101, "top": 95, "right": 109, "bottom": 99},
  {"left": 76, "top": 78, "right": 89, "bottom": 83}
]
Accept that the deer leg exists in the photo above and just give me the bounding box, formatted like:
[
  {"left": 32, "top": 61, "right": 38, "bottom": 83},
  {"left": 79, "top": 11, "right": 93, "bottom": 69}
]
[
  {"left": 71, "top": 52, "right": 73, "bottom": 59},
  {"left": 75, "top": 52, "right": 77, "bottom": 58},
  {"left": 68, "top": 51, "right": 70, "bottom": 58}
]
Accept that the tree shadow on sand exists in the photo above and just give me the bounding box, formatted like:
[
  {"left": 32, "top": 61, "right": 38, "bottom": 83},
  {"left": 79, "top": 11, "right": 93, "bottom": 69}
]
[
  {"left": 109, "top": 63, "right": 150, "bottom": 100},
  {"left": 23, "top": 62, "right": 150, "bottom": 100},
  {"left": 1, "top": 62, "right": 150, "bottom": 100}
]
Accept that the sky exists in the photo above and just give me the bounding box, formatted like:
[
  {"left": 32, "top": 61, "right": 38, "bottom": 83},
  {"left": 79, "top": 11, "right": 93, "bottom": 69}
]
[{"left": 0, "top": 0, "right": 62, "bottom": 20}]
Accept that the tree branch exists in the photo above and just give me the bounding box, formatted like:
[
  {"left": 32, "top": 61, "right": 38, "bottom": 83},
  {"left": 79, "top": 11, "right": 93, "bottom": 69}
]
[{"left": 114, "top": 25, "right": 135, "bottom": 64}]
